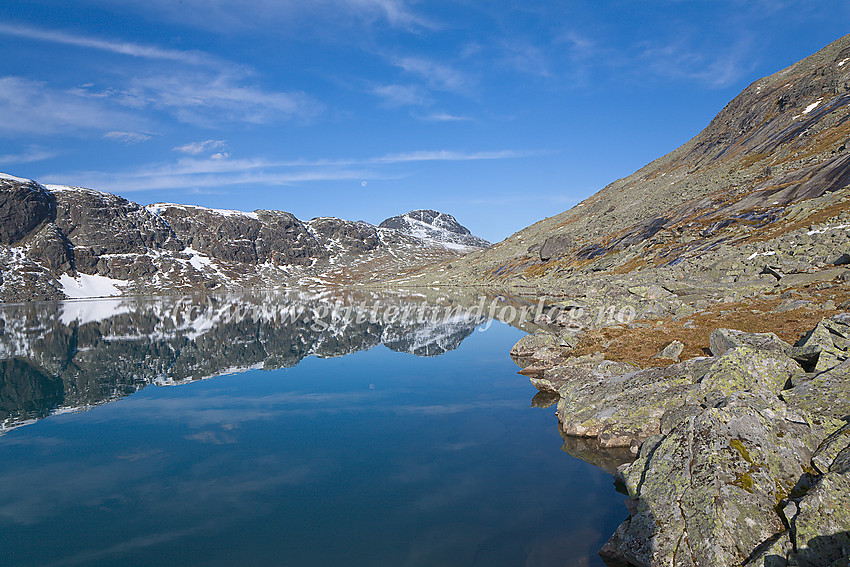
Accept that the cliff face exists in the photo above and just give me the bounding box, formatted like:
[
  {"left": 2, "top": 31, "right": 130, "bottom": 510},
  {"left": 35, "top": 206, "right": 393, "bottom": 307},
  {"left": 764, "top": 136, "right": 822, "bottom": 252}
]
[
  {"left": 0, "top": 175, "right": 488, "bottom": 301},
  {"left": 413, "top": 34, "right": 850, "bottom": 296}
]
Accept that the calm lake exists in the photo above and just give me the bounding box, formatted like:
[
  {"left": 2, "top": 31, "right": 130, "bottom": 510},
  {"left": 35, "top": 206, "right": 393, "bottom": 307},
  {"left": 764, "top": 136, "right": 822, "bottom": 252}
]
[{"left": 0, "top": 292, "right": 626, "bottom": 566}]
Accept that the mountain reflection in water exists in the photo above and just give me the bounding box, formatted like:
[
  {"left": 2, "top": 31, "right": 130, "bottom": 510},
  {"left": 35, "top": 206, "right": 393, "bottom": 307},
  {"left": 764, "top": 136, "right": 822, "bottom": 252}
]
[
  {"left": 0, "top": 290, "right": 503, "bottom": 432},
  {"left": 0, "top": 291, "right": 629, "bottom": 567}
]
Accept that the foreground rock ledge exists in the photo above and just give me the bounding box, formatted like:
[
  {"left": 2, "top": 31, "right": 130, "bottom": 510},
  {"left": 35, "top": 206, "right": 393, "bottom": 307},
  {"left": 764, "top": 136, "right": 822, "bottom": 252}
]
[{"left": 517, "top": 315, "right": 850, "bottom": 567}]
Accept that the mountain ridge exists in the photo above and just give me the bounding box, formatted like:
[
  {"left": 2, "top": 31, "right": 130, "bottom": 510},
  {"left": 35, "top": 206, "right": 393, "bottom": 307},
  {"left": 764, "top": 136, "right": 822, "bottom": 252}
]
[{"left": 0, "top": 174, "right": 489, "bottom": 301}]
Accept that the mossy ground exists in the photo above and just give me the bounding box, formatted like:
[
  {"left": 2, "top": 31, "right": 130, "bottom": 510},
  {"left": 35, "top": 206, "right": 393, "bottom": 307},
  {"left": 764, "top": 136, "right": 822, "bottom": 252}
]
[{"left": 564, "top": 283, "right": 850, "bottom": 367}]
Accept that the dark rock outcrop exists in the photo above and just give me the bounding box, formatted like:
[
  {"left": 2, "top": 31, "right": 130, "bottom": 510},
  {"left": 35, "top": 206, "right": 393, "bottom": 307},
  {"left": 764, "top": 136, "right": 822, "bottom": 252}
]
[
  {"left": 308, "top": 217, "right": 380, "bottom": 253},
  {"left": 0, "top": 177, "right": 52, "bottom": 245}
]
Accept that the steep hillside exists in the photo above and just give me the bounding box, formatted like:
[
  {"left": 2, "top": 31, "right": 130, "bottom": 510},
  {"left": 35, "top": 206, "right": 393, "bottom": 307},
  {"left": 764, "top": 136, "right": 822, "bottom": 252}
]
[
  {"left": 0, "top": 175, "right": 488, "bottom": 301},
  {"left": 402, "top": 34, "right": 850, "bottom": 301}
]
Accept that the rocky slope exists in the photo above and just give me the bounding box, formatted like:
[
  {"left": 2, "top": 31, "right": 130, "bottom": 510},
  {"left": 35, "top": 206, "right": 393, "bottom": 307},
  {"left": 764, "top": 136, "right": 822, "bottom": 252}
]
[
  {"left": 391, "top": 34, "right": 850, "bottom": 306},
  {"left": 306, "top": 34, "right": 850, "bottom": 567},
  {"left": 0, "top": 174, "right": 488, "bottom": 301},
  {"left": 475, "top": 35, "right": 850, "bottom": 567},
  {"left": 513, "top": 316, "right": 850, "bottom": 567}
]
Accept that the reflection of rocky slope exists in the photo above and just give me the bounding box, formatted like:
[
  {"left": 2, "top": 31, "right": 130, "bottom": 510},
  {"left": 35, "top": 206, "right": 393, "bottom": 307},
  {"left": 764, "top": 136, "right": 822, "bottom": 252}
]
[
  {"left": 0, "top": 175, "right": 488, "bottom": 301},
  {"left": 0, "top": 291, "right": 486, "bottom": 433}
]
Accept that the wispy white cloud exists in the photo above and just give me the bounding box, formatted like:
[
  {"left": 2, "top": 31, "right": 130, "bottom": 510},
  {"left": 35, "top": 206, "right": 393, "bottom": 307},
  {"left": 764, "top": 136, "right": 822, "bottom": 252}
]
[
  {"left": 42, "top": 149, "right": 537, "bottom": 193},
  {"left": 70, "top": 71, "right": 322, "bottom": 128},
  {"left": 393, "top": 56, "right": 470, "bottom": 92},
  {"left": 0, "top": 23, "right": 217, "bottom": 66},
  {"left": 370, "top": 149, "right": 530, "bottom": 164},
  {"left": 94, "top": 0, "right": 436, "bottom": 32},
  {"left": 638, "top": 34, "right": 756, "bottom": 88},
  {"left": 415, "top": 112, "right": 471, "bottom": 122},
  {"left": 347, "top": 0, "right": 436, "bottom": 29},
  {"left": 498, "top": 40, "right": 550, "bottom": 77},
  {"left": 0, "top": 25, "right": 320, "bottom": 131},
  {"left": 0, "top": 76, "right": 143, "bottom": 135},
  {"left": 173, "top": 140, "right": 228, "bottom": 155},
  {"left": 103, "top": 131, "right": 153, "bottom": 144},
  {"left": 373, "top": 84, "right": 431, "bottom": 107},
  {"left": 131, "top": 74, "right": 319, "bottom": 124},
  {"left": 0, "top": 147, "right": 60, "bottom": 165}
]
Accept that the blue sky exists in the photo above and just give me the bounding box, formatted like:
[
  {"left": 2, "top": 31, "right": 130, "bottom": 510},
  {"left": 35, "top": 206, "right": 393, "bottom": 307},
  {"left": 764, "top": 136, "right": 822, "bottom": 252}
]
[{"left": 1, "top": 1, "right": 848, "bottom": 242}]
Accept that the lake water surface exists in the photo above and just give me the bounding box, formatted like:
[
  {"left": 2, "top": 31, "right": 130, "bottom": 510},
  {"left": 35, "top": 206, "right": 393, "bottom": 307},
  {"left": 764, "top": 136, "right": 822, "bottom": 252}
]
[{"left": 0, "top": 292, "right": 626, "bottom": 566}]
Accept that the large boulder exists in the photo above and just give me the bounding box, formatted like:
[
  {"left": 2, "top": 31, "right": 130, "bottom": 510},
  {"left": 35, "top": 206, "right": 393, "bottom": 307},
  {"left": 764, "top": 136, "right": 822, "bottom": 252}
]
[
  {"left": 789, "top": 443, "right": 850, "bottom": 566},
  {"left": 709, "top": 328, "right": 792, "bottom": 357},
  {"left": 697, "top": 345, "right": 801, "bottom": 400},
  {"left": 539, "top": 234, "right": 575, "bottom": 261},
  {"left": 782, "top": 358, "right": 850, "bottom": 440},
  {"left": 607, "top": 392, "right": 821, "bottom": 567},
  {"left": 555, "top": 358, "right": 710, "bottom": 448}
]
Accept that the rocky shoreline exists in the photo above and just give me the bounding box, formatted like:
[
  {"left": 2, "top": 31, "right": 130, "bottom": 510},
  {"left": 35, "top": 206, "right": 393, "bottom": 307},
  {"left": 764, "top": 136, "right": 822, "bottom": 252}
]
[{"left": 512, "top": 308, "right": 850, "bottom": 566}]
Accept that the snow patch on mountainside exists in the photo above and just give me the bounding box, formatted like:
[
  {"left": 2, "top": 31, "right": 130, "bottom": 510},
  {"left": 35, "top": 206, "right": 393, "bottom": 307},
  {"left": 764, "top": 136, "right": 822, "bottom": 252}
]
[
  {"left": 147, "top": 203, "right": 260, "bottom": 220},
  {"left": 0, "top": 172, "right": 33, "bottom": 183},
  {"left": 59, "top": 273, "right": 127, "bottom": 299}
]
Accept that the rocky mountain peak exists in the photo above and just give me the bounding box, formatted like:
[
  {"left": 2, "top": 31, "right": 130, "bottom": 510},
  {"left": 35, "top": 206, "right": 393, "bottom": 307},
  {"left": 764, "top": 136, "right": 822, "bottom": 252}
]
[{"left": 379, "top": 209, "right": 490, "bottom": 250}]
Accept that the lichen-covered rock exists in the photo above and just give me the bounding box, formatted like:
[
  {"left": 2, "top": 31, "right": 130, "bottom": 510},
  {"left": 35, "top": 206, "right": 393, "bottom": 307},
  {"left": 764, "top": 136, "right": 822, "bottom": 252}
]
[
  {"left": 652, "top": 339, "right": 684, "bottom": 361},
  {"left": 782, "top": 359, "right": 850, "bottom": 439},
  {"left": 614, "top": 392, "right": 820, "bottom": 567},
  {"left": 795, "top": 319, "right": 848, "bottom": 372},
  {"left": 697, "top": 345, "right": 801, "bottom": 399},
  {"left": 812, "top": 423, "right": 850, "bottom": 474},
  {"left": 790, "top": 444, "right": 850, "bottom": 566},
  {"left": 556, "top": 358, "right": 709, "bottom": 447},
  {"left": 742, "top": 532, "right": 794, "bottom": 567},
  {"left": 709, "top": 328, "right": 792, "bottom": 357},
  {"left": 510, "top": 329, "right": 557, "bottom": 358},
  {"left": 529, "top": 354, "right": 633, "bottom": 393}
]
